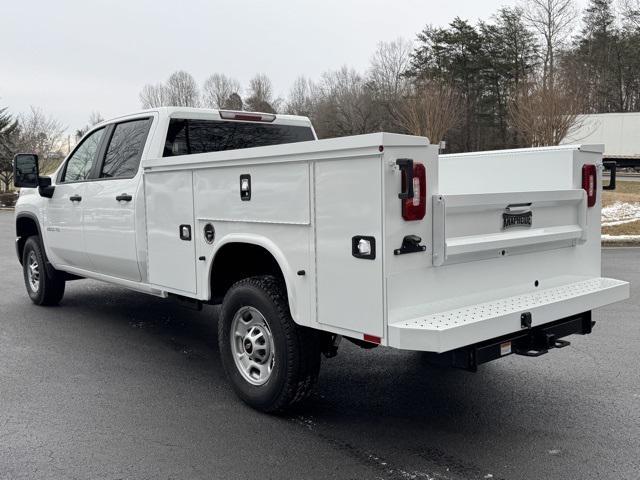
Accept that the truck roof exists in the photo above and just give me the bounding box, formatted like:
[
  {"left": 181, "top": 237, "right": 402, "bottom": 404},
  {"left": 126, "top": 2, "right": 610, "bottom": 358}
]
[{"left": 101, "top": 107, "right": 314, "bottom": 129}]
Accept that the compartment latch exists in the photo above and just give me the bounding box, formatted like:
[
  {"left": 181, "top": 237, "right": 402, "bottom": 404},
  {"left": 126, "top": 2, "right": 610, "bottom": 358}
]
[{"left": 394, "top": 235, "right": 427, "bottom": 255}]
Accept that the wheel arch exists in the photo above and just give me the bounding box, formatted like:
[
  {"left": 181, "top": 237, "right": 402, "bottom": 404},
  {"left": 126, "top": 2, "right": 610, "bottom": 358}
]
[
  {"left": 208, "top": 235, "right": 299, "bottom": 321},
  {"left": 15, "top": 212, "right": 43, "bottom": 265}
]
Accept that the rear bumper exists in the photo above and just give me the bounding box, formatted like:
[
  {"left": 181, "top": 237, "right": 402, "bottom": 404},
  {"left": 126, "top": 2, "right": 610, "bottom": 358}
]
[
  {"left": 388, "top": 277, "right": 629, "bottom": 352},
  {"left": 424, "top": 312, "right": 594, "bottom": 371}
]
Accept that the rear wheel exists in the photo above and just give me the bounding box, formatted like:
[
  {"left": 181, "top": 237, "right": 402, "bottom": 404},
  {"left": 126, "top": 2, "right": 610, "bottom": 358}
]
[
  {"left": 22, "top": 236, "right": 65, "bottom": 306},
  {"left": 218, "top": 275, "right": 321, "bottom": 412}
]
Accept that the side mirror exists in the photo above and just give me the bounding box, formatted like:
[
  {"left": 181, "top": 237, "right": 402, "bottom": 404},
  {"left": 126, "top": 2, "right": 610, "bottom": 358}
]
[{"left": 13, "top": 153, "right": 40, "bottom": 188}]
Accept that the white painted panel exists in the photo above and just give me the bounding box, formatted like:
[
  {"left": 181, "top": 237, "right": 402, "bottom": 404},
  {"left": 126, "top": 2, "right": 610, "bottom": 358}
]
[
  {"left": 45, "top": 183, "right": 90, "bottom": 269},
  {"left": 315, "top": 157, "right": 384, "bottom": 337},
  {"left": 386, "top": 146, "right": 604, "bottom": 343},
  {"left": 193, "top": 162, "right": 309, "bottom": 224},
  {"left": 382, "top": 144, "right": 439, "bottom": 277},
  {"left": 432, "top": 189, "right": 587, "bottom": 266},
  {"left": 439, "top": 148, "right": 575, "bottom": 194},
  {"left": 82, "top": 177, "right": 141, "bottom": 281},
  {"left": 145, "top": 170, "right": 197, "bottom": 293}
]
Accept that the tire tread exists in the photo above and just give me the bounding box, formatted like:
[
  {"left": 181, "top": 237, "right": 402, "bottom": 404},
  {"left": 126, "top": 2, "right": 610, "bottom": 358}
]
[
  {"left": 220, "top": 275, "right": 320, "bottom": 412},
  {"left": 22, "top": 236, "right": 65, "bottom": 306}
]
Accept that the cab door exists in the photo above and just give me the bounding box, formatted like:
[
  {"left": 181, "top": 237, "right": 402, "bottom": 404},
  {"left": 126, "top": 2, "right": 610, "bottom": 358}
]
[
  {"left": 45, "top": 127, "right": 107, "bottom": 269},
  {"left": 81, "top": 117, "right": 152, "bottom": 282}
]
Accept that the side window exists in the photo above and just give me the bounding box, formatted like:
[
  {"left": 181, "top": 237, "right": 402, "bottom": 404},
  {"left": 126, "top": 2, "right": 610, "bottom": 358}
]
[
  {"left": 163, "top": 119, "right": 188, "bottom": 157},
  {"left": 101, "top": 119, "right": 151, "bottom": 178},
  {"left": 62, "top": 128, "right": 105, "bottom": 182}
]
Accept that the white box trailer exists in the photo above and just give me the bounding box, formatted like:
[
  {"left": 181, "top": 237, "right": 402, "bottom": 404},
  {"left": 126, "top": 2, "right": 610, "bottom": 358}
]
[
  {"left": 14, "top": 108, "right": 629, "bottom": 411},
  {"left": 562, "top": 112, "right": 640, "bottom": 167}
]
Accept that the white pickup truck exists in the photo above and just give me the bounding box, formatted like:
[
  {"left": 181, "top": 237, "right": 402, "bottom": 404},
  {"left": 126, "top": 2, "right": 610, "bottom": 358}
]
[{"left": 13, "top": 107, "right": 630, "bottom": 412}]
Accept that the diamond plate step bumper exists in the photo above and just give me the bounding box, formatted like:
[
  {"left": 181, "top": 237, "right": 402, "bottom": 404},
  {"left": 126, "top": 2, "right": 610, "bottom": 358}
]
[{"left": 388, "top": 277, "right": 629, "bottom": 352}]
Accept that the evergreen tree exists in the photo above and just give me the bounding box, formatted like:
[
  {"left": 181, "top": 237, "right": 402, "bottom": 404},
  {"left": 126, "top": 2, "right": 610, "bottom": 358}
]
[
  {"left": 576, "top": 0, "right": 621, "bottom": 111},
  {"left": 481, "top": 7, "right": 538, "bottom": 148},
  {"left": 0, "top": 106, "right": 19, "bottom": 191},
  {"left": 409, "top": 18, "right": 486, "bottom": 151},
  {"left": 409, "top": 13, "right": 537, "bottom": 151}
]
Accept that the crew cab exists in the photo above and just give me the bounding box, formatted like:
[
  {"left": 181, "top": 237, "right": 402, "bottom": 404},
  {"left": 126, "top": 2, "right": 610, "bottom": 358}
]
[{"left": 13, "top": 107, "right": 629, "bottom": 412}]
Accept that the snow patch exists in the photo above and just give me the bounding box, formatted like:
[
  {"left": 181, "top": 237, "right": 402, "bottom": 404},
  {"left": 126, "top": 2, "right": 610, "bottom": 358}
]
[
  {"left": 602, "top": 234, "right": 640, "bottom": 240},
  {"left": 602, "top": 202, "right": 640, "bottom": 227}
]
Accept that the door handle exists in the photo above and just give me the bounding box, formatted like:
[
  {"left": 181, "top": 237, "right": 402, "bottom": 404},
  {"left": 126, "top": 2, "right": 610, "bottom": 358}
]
[
  {"left": 116, "top": 194, "right": 132, "bottom": 202},
  {"left": 69, "top": 195, "right": 82, "bottom": 202}
]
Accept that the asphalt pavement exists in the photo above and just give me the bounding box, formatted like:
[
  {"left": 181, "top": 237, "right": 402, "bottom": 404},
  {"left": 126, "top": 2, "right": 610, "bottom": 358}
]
[{"left": 1, "top": 210, "right": 639, "bottom": 480}]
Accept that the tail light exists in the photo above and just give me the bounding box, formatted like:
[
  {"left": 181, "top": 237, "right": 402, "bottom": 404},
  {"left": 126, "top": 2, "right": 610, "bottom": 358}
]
[
  {"left": 582, "top": 164, "right": 597, "bottom": 208},
  {"left": 400, "top": 161, "right": 426, "bottom": 221}
]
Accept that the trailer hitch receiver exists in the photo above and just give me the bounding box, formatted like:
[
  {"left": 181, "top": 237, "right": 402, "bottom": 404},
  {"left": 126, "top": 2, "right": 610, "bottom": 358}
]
[
  {"left": 514, "top": 332, "right": 571, "bottom": 357},
  {"left": 424, "top": 311, "right": 593, "bottom": 372}
]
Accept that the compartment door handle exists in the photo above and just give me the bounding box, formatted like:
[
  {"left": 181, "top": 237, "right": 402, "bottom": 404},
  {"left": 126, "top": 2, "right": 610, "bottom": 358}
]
[{"left": 396, "top": 158, "right": 414, "bottom": 199}]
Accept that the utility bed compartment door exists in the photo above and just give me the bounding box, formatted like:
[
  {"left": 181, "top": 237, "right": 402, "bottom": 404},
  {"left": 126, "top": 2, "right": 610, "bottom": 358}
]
[
  {"left": 145, "top": 170, "right": 197, "bottom": 294},
  {"left": 314, "top": 158, "right": 384, "bottom": 337},
  {"left": 432, "top": 190, "right": 587, "bottom": 266}
]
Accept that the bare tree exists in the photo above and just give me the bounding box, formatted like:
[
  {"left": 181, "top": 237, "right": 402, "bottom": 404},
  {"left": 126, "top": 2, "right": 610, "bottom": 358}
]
[
  {"left": 225, "top": 92, "right": 243, "bottom": 111},
  {"left": 311, "top": 66, "right": 379, "bottom": 138},
  {"left": 285, "top": 76, "right": 315, "bottom": 117},
  {"left": 15, "top": 106, "right": 66, "bottom": 173},
  {"left": 368, "top": 38, "right": 414, "bottom": 132},
  {"left": 369, "top": 38, "right": 413, "bottom": 103},
  {"left": 165, "top": 71, "right": 200, "bottom": 107},
  {"left": 139, "top": 83, "right": 168, "bottom": 108},
  {"left": 202, "top": 73, "right": 242, "bottom": 109},
  {"left": 621, "top": 0, "right": 640, "bottom": 26},
  {"left": 244, "top": 74, "right": 280, "bottom": 113},
  {"left": 393, "top": 81, "right": 463, "bottom": 144},
  {"left": 74, "top": 111, "right": 106, "bottom": 142},
  {"left": 522, "top": 0, "right": 576, "bottom": 88},
  {"left": 508, "top": 77, "right": 584, "bottom": 146},
  {"left": 88, "top": 111, "right": 104, "bottom": 126}
]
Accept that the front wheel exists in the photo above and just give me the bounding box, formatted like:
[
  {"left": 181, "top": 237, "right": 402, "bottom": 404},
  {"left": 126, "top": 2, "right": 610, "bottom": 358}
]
[
  {"left": 218, "top": 275, "right": 321, "bottom": 412},
  {"left": 22, "top": 236, "right": 65, "bottom": 306}
]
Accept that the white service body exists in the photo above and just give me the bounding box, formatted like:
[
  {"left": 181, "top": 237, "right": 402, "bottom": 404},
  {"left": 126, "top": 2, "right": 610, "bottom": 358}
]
[{"left": 16, "top": 108, "right": 629, "bottom": 355}]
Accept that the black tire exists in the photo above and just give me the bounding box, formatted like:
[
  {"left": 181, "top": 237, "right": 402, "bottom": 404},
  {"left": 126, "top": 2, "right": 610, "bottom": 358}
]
[
  {"left": 218, "top": 275, "right": 321, "bottom": 412},
  {"left": 22, "top": 236, "right": 65, "bottom": 306}
]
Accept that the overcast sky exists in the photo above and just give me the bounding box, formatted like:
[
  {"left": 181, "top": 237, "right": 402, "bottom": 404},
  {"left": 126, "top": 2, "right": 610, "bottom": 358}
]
[{"left": 2, "top": 0, "right": 585, "bottom": 132}]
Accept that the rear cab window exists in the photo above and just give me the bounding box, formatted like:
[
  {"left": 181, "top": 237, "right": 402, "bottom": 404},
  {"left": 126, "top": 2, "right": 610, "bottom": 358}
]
[
  {"left": 163, "top": 119, "right": 315, "bottom": 157},
  {"left": 101, "top": 118, "right": 151, "bottom": 178}
]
